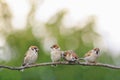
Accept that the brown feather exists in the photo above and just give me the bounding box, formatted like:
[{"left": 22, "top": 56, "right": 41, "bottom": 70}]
[
  {"left": 51, "top": 44, "right": 59, "bottom": 49},
  {"left": 72, "top": 52, "right": 79, "bottom": 59},
  {"left": 84, "top": 50, "right": 92, "bottom": 57}
]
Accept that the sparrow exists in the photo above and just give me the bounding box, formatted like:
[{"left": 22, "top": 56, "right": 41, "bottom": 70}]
[
  {"left": 83, "top": 48, "right": 100, "bottom": 63},
  {"left": 50, "top": 44, "right": 63, "bottom": 66},
  {"left": 20, "top": 46, "right": 39, "bottom": 71},
  {"left": 63, "top": 50, "right": 79, "bottom": 63}
]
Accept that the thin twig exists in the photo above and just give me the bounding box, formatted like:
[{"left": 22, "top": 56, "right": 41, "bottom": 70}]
[{"left": 0, "top": 62, "right": 120, "bottom": 71}]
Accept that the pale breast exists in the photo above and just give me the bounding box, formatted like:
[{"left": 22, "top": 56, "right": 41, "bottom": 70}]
[
  {"left": 24, "top": 51, "right": 38, "bottom": 64},
  {"left": 51, "top": 50, "right": 61, "bottom": 61}
]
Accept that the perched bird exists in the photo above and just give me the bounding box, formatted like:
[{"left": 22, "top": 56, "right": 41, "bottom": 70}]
[
  {"left": 21, "top": 46, "right": 39, "bottom": 71},
  {"left": 50, "top": 44, "right": 63, "bottom": 66},
  {"left": 63, "top": 50, "right": 79, "bottom": 63},
  {"left": 83, "top": 48, "right": 100, "bottom": 63}
]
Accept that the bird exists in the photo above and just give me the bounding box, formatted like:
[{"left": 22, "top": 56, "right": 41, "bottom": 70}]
[
  {"left": 63, "top": 50, "right": 79, "bottom": 63},
  {"left": 50, "top": 44, "right": 63, "bottom": 66},
  {"left": 20, "top": 46, "right": 39, "bottom": 71},
  {"left": 83, "top": 48, "right": 100, "bottom": 63}
]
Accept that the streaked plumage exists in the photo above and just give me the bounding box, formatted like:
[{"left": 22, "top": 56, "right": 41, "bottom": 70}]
[
  {"left": 84, "top": 48, "right": 100, "bottom": 63},
  {"left": 63, "top": 50, "right": 79, "bottom": 62},
  {"left": 21, "top": 46, "right": 39, "bottom": 71}
]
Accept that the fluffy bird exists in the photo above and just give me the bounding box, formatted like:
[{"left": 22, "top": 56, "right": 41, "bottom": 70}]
[
  {"left": 21, "top": 46, "right": 39, "bottom": 71},
  {"left": 83, "top": 48, "right": 100, "bottom": 63},
  {"left": 63, "top": 50, "right": 79, "bottom": 63},
  {"left": 50, "top": 44, "right": 63, "bottom": 66}
]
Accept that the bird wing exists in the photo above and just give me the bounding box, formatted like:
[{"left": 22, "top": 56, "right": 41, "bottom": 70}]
[
  {"left": 84, "top": 51, "right": 92, "bottom": 57},
  {"left": 72, "top": 52, "right": 78, "bottom": 59},
  {"left": 22, "top": 51, "right": 31, "bottom": 66}
]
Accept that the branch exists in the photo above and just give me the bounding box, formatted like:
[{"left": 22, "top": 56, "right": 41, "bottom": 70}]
[{"left": 0, "top": 62, "right": 120, "bottom": 71}]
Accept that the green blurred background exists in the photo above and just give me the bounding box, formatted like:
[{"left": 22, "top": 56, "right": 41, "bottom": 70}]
[{"left": 0, "top": 0, "right": 120, "bottom": 80}]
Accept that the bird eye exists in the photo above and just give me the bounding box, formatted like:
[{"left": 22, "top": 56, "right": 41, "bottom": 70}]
[
  {"left": 63, "top": 54, "right": 66, "bottom": 56},
  {"left": 96, "top": 51, "right": 99, "bottom": 54}
]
